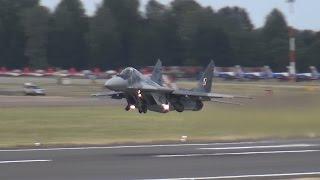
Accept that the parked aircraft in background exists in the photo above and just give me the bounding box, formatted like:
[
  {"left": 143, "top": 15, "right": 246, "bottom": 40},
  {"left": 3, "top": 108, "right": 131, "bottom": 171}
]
[
  {"left": 95, "top": 60, "right": 249, "bottom": 114},
  {"left": 296, "top": 66, "right": 319, "bottom": 81},
  {"left": 215, "top": 65, "right": 244, "bottom": 80},
  {"left": 272, "top": 66, "right": 291, "bottom": 80},
  {"left": 1, "top": 64, "right": 318, "bottom": 82},
  {"left": 242, "top": 66, "right": 274, "bottom": 80}
]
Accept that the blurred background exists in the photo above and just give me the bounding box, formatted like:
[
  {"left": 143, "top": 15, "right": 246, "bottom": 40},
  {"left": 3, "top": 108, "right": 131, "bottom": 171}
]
[{"left": 0, "top": 0, "right": 319, "bottom": 73}]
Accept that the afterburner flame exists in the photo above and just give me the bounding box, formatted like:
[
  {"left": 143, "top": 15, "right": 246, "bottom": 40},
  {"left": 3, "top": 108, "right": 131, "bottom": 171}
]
[
  {"left": 130, "top": 105, "right": 136, "bottom": 110},
  {"left": 137, "top": 90, "right": 142, "bottom": 98},
  {"left": 162, "top": 104, "right": 170, "bottom": 111}
]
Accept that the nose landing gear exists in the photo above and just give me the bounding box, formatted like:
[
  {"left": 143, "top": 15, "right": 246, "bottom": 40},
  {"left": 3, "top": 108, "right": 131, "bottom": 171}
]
[
  {"left": 173, "top": 102, "right": 184, "bottom": 113},
  {"left": 125, "top": 97, "right": 148, "bottom": 113}
]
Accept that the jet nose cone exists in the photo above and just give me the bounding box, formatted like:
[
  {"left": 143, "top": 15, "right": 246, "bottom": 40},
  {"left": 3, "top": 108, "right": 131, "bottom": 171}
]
[{"left": 105, "top": 76, "right": 128, "bottom": 91}]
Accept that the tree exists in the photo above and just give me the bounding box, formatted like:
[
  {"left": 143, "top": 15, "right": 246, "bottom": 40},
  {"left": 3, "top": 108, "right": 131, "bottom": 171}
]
[
  {"left": 297, "top": 35, "right": 320, "bottom": 71},
  {"left": 179, "top": 7, "right": 233, "bottom": 65},
  {"left": 170, "top": 0, "right": 202, "bottom": 16},
  {"left": 304, "top": 40, "right": 320, "bottom": 68},
  {"left": 166, "top": 0, "right": 203, "bottom": 65},
  {"left": 87, "top": 2, "right": 121, "bottom": 69},
  {"left": 48, "top": 0, "right": 88, "bottom": 69},
  {"left": 261, "top": 9, "right": 289, "bottom": 71},
  {"left": 263, "top": 9, "right": 288, "bottom": 40},
  {"left": 0, "top": 0, "right": 319, "bottom": 70},
  {"left": 146, "top": 0, "right": 167, "bottom": 20},
  {"left": 217, "top": 7, "right": 253, "bottom": 33},
  {"left": 137, "top": 0, "right": 168, "bottom": 65},
  {"left": 0, "top": 0, "right": 39, "bottom": 68},
  {"left": 22, "top": 6, "right": 50, "bottom": 68},
  {"left": 191, "top": 25, "right": 235, "bottom": 66},
  {"left": 0, "top": 19, "right": 5, "bottom": 66},
  {"left": 168, "top": 1, "right": 235, "bottom": 66},
  {"left": 295, "top": 31, "right": 318, "bottom": 71},
  {"left": 103, "top": 0, "right": 141, "bottom": 66}
]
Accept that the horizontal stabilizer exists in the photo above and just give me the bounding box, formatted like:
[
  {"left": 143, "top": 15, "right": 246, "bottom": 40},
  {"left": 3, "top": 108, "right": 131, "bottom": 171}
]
[{"left": 91, "top": 91, "right": 123, "bottom": 97}]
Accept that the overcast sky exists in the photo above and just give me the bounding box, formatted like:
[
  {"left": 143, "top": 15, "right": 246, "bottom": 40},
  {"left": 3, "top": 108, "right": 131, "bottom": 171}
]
[{"left": 40, "top": 0, "right": 319, "bottom": 31}]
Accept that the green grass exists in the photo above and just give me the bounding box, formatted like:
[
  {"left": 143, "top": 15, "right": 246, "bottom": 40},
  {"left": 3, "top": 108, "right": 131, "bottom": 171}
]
[
  {"left": 1, "top": 78, "right": 320, "bottom": 147},
  {"left": 0, "top": 103, "right": 319, "bottom": 148}
]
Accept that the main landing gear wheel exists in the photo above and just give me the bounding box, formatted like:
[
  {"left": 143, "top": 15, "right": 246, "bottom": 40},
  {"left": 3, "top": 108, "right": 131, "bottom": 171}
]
[
  {"left": 142, "top": 104, "right": 148, "bottom": 113},
  {"left": 175, "top": 103, "right": 184, "bottom": 113},
  {"left": 138, "top": 105, "right": 148, "bottom": 114}
]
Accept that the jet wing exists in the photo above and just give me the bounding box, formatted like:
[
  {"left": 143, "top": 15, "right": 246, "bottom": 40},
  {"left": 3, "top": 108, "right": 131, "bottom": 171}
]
[
  {"left": 91, "top": 91, "right": 124, "bottom": 98},
  {"left": 172, "top": 90, "right": 251, "bottom": 99},
  {"left": 128, "top": 85, "right": 173, "bottom": 93}
]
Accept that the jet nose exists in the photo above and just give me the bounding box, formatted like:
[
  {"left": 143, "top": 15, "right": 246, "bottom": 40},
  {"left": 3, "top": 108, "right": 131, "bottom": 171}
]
[{"left": 105, "top": 76, "right": 128, "bottom": 91}]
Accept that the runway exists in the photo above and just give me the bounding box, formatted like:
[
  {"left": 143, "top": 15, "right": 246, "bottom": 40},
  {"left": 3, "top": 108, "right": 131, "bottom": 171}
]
[
  {"left": 1, "top": 139, "right": 320, "bottom": 180},
  {"left": 0, "top": 95, "right": 121, "bottom": 107}
]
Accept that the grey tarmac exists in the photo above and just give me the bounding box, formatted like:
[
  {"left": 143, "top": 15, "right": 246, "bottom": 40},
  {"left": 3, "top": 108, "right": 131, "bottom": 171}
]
[
  {"left": 1, "top": 139, "right": 320, "bottom": 180},
  {"left": 0, "top": 95, "right": 121, "bottom": 107}
]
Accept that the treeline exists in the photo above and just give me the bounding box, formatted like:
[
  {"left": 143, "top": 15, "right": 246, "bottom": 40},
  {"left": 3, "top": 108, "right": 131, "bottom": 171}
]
[{"left": 0, "top": 0, "right": 319, "bottom": 71}]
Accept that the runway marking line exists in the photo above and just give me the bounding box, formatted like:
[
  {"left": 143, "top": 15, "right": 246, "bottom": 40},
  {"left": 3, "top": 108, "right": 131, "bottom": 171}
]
[
  {"left": 141, "top": 171, "right": 320, "bottom": 180},
  {"left": 155, "top": 149, "right": 320, "bottom": 158},
  {"left": 0, "top": 160, "right": 52, "bottom": 164},
  {"left": 0, "top": 141, "right": 268, "bottom": 152},
  {"left": 198, "top": 144, "right": 316, "bottom": 150}
]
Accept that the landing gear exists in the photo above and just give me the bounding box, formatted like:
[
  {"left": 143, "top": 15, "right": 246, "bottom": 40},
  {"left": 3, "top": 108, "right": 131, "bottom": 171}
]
[
  {"left": 138, "top": 103, "right": 148, "bottom": 114},
  {"left": 125, "top": 94, "right": 148, "bottom": 114},
  {"left": 174, "top": 102, "right": 184, "bottom": 113},
  {"left": 194, "top": 100, "right": 204, "bottom": 111},
  {"left": 142, "top": 104, "right": 148, "bottom": 113}
]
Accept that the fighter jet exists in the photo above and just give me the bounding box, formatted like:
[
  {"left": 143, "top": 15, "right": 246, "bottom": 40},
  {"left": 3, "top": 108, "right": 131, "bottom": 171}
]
[
  {"left": 272, "top": 66, "right": 291, "bottom": 80},
  {"left": 243, "top": 66, "right": 274, "bottom": 80},
  {"left": 296, "top": 66, "right": 319, "bottom": 81},
  {"left": 97, "top": 60, "right": 249, "bottom": 114},
  {"left": 215, "top": 65, "right": 244, "bottom": 80}
]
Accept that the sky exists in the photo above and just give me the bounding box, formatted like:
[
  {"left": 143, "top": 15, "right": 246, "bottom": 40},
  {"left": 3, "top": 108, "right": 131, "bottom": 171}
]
[{"left": 40, "top": 0, "right": 319, "bottom": 31}]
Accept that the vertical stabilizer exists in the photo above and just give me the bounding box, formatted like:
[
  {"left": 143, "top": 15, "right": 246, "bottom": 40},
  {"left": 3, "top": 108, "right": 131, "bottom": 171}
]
[
  {"left": 151, "top": 59, "right": 163, "bottom": 86},
  {"left": 195, "top": 60, "right": 214, "bottom": 93},
  {"left": 264, "top": 66, "right": 274, "bottom": 79},
  {"left": 310, "top": 66, "right": 319, "bottom": 79},
  {"left": 235, "top": 65, "right": 244, "bottom": 79}
]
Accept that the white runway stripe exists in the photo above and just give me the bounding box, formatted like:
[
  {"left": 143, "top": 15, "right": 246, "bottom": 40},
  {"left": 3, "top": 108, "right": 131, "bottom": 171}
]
[
  {"left": 198, "top": 144, "right": 316, "bottom": 150},
  {"left": 141, "top": 171, "right": 320, "bottom": 180},
  {"left": 155, "top": 149, "right": 320, "bottom": 158},
  {"left": 0, "top": 160, "right": 52, "bottom": 164}
]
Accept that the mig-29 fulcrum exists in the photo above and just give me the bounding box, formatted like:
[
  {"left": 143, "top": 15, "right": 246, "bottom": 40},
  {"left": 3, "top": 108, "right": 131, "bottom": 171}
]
[{"left": 93, "top": 60, "right": 251, "bottom": 113}]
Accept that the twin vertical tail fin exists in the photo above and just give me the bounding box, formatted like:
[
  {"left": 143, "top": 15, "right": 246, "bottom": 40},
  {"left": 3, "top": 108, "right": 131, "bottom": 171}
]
[
  {"left": 235, "top": 65, "right": 244, "bottom": 79},
  {"left": 310, "top": 66, "right": 319, "bottom": 79},
  {"left": 264, "top": 66, "right": 274, "bottom": 79},
  {"left": 151, "top": 59, "right": 163, "bottom": 86},
  {"left": 195, "top": 60, "right": 214, "bottom": 93},
  {"left": 152, "top": 59, "right": 214, "bottom": 92}
]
